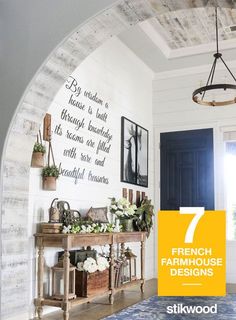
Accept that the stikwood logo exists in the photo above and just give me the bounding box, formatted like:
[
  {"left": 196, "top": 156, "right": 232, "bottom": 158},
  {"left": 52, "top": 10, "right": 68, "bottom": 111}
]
[{"left": 166, "top": 303, "right": 217, "bottom": 314}]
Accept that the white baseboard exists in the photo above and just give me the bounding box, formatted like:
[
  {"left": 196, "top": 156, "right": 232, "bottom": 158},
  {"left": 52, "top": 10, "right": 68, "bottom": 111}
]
[{"left": 227, "top": 283, "right": 236, "bottom": 293}]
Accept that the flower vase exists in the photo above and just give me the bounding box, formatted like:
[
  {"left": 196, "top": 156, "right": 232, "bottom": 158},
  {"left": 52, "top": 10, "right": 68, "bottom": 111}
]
[
  {"left": 120, "top": 218, "right": 134, "bottom": 232},
  {"left": 114, "top": 218, "right": 121, "bottom": 232}
]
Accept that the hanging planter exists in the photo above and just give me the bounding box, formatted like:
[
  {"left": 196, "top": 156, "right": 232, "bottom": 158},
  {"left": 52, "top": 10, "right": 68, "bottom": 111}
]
[
  {"left": 42, "top": 166, "right": 60, "bottom": 190},
  {"left": 31, "top": 131, "right": 46, "bottom": 168},
  {"left": 42, "top": 137, "right": 60, "bottom": 191}
]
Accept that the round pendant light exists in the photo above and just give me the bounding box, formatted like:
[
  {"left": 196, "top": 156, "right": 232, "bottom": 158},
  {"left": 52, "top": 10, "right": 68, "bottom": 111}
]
[{"left": 192, "top": 7, "right": 236, "bottom": 107}]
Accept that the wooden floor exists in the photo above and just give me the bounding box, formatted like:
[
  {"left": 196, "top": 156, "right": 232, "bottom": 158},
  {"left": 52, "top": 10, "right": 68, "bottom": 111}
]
[{"left": 39, "top": 279, "right": 157, "bottom": 320}]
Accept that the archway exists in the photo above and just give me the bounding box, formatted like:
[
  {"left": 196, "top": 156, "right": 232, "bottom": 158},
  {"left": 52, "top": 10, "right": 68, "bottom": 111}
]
[{"left": 1, "top": 1, "right": 235, "bottom": 319}]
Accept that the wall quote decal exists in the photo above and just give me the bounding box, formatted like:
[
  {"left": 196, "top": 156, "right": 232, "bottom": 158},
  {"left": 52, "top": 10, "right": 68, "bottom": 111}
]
[{"left": 51, "top": 76, "right": 113, "bottom": 185}]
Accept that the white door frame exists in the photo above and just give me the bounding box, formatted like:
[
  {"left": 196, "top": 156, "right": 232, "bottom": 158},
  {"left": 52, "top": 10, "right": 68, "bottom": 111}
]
[{"left": 154, "top": 120, "right": 236, "bottom": 288}]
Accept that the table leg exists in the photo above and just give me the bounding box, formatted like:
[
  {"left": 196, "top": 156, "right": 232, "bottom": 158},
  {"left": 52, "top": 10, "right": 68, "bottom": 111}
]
[
  {"left": 63, "top": 250, "right": 70, "bottom": 320},
  {"left": 109, "top": 243, "right": 114, "bottom": 304},
  {"left": 36, "top": 240, "right": 44, "bottom": 319},
  {"left": 140, "top": 240, "right": 145, "bottom": 293},
  {"left": 120, "top": 242, "right": 125, "bottom": 259}
]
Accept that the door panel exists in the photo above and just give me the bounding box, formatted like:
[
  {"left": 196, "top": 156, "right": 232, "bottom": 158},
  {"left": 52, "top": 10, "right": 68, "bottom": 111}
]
[
  {"left": 180, "top": 167, "right": 194, "bottom": 206},
  {"left": 160, "top": 129, "right": 214, "bottom": 210}
]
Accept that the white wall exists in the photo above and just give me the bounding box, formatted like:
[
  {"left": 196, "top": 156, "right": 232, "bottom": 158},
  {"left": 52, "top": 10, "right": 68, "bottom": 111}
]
[
  {"left": 28, "top": 37, "right": 155, "bottom": 317},
  {"left": 153, "top": 62, "right": 236, "bottom": 284},
  {"left": 0, "top": 0, "right": 118, "bottom": 157}
]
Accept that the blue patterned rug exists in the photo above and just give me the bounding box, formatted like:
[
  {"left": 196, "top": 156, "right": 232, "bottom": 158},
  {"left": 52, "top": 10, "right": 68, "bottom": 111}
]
[{"left": 104, "top": 295, "right": 236, "bottom": 319}]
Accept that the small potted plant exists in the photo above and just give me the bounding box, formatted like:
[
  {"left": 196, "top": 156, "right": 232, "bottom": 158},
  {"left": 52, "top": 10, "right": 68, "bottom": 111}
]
[
  {"left": 42, "top": 165, "right": 60, "bottom": 191},
  {"left": 31, "top": 131, "right": 46, "bottom": 168},
  {"left": 42, "top": 134, "right": 60, "bottom": 191}
]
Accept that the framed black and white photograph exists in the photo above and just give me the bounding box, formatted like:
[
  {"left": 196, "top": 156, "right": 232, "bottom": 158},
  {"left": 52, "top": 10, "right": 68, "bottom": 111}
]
[
  {"left": 136, "top": 125, "right": 148, "bottom": 187},
  {"left": 121, "top": 117, "right": 148, "bottom": 187},
  {"left": 121, "top": 117, "right": 137, "bottom": 185}
]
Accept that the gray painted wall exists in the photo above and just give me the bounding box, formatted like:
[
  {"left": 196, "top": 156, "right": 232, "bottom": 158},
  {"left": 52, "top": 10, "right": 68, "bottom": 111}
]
[{"left": 0, "top": 0, "right": 117, "bottom": 157}]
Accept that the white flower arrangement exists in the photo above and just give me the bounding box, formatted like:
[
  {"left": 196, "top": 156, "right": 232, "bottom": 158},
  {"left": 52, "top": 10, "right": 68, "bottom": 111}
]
[
  {"left": 97, "top": 256, "right": 109, "bottom": 271},
  {"left": 62, "top": 222, "right": 115, "bottom": 234},
  {"left": 80, "top": 224, "right": 93, "bottom": 234},
  {"left": 110, "top": 197, "right": 137, "bottom": 218},
  {"left": 83, "top": 257, "right": 98, "bottom": 273},
  {"left": 77, "top": 256, "right": 109, "bottom": 273},
  {"left": 62, "top": 225, "right": 72, "bottom": 234},
  {"left": 77, "top": 261, "right": 84, "bottom": 271}
]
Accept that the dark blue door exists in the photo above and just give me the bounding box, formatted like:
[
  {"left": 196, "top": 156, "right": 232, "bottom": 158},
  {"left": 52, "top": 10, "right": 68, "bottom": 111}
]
[{"left": 160, "top": 129, "right": 214, "bottom": 210}]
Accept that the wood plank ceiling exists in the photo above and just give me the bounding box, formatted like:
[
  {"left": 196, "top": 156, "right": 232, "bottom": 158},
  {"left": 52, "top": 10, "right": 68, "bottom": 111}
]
[{"left": 147, "top": 0, "right": 236, "bottom": 49}]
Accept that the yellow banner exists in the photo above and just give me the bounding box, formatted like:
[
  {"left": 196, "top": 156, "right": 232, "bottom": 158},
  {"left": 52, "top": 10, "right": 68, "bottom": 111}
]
[{"left": 158, "top": 209, "right": 225, "bottom": 296}]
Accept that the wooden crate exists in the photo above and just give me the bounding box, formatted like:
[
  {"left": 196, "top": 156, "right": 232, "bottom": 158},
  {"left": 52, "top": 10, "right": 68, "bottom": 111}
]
[{"left": 75, "top": 269, "right": 109, "bottom": 297}]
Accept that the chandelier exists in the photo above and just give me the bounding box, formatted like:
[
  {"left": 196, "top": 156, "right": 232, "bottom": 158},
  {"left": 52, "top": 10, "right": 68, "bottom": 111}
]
[{"left": 192, "top": 6, "right": 236, "bottom": 107}]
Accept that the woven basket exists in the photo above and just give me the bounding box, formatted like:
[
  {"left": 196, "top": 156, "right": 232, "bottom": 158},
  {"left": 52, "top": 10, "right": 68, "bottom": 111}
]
[{"left": 75, "top": 269, "right": 109, "bottom": 297}]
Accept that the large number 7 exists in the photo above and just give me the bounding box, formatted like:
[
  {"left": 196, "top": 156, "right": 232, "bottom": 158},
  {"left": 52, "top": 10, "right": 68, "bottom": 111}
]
[{"left": 180, "top": 207, "right": 205, "bottom": 243}]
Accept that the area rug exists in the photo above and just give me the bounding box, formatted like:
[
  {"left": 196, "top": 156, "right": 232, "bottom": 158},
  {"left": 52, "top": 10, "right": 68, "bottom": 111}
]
[{"left": 103, "top": 295, "right": 236, "bottom": 319}]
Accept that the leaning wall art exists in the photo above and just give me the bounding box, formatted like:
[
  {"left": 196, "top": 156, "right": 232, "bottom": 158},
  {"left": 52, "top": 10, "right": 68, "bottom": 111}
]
[{"left": 121, "top": 116, "right": 148, "bottom": 187}]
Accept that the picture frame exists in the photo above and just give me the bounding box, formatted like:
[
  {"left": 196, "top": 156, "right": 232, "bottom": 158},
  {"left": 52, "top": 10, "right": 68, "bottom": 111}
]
[{"left": 121, "top": 117, "right": 148, "bottom": 187}]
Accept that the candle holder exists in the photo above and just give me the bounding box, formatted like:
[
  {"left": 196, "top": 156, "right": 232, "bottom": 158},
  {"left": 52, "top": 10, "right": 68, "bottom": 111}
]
[
  {"left": 124, "top": 247, "right": 137, "bottom": 282},
  {"left": 51, "top": 258, "right": 76, "bottom": 300}
]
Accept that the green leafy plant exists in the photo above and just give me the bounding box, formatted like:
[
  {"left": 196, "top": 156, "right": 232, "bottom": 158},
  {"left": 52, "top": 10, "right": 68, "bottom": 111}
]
[
  {"left": 135, "top": 199, "right": 154, "bottom": 237},
  {"left": 33, "top": 142, "right": 46, "bottom": 154},
  {"left": 42, "top": 165, "right": 60, "bottom": 178},
  {"left": 62, "top": 220, "right": 116, "bottom": 234}
]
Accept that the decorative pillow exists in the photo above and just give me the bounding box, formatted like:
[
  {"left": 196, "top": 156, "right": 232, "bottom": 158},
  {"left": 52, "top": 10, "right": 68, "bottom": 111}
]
[{"left": 86, "top": 207, "right": 108, "bottom": 223}]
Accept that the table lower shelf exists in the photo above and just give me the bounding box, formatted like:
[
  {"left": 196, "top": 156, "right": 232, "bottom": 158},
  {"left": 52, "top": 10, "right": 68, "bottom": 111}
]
[
  {"left": 41, "top": 279, "right": 144, "bottom": 308},
  {"left": 114, "top": 279, "right": 143, "bottom": 293},
  {"left": 43, "top": 291, "right": 110, "bottom": 308}
]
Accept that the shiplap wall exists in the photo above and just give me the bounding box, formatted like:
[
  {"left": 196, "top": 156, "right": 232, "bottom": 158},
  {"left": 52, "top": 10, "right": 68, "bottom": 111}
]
[
  {"left": 28, "top": 38, "right": 155, "bottom": 318},
  {"left": 153, "top": 62, "right": 236, "bottom": 284}
]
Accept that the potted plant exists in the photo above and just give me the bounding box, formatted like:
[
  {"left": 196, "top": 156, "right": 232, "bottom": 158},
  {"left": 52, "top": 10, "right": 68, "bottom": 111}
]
[
  {"left": 31, "top": 131, "right": 46, "bottom": 167},
  {"left": 42, "top": 165, "right": 60, "bottom": 191},
  {"left": 134, "top": 198, "right": 154, "bottom": 237},
  {"left": 110, "top": 198, "right": 137, "bottom": 232},
  {"left": 42, "top": 134, "right": 60, "bottom": 191}
]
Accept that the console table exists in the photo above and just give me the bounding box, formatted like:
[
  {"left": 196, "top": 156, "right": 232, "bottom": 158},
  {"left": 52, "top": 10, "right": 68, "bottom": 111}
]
[{"left": 34, "top": 232, "right": 146, "bottom": 320}]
